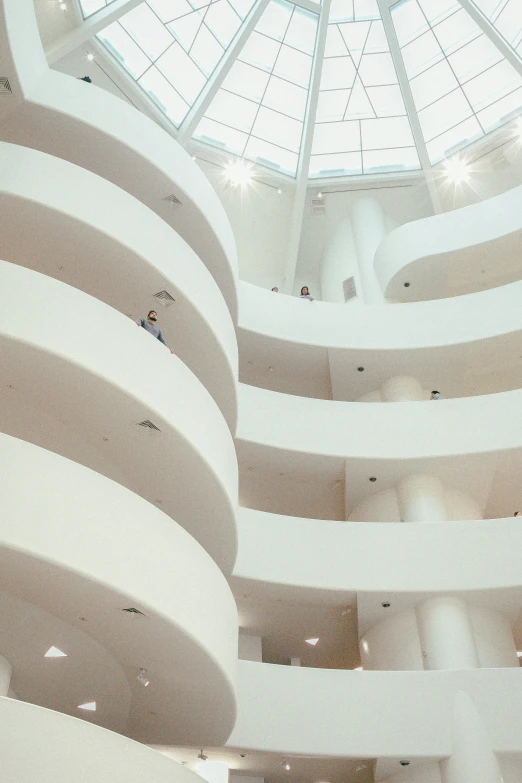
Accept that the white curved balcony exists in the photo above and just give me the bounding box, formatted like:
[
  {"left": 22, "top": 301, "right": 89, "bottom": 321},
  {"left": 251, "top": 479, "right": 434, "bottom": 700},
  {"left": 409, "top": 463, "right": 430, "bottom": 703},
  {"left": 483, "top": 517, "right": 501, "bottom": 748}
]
[
  {"left": 233, "top": 508, "right": 522, "bottom": 600},
  {"left": 0, "top": 261, "right": 237, "bottom": 572},
  {"left": 228, "top": 660, "right": 522, "bottom": 758},
  {"left": 0, "top": 433, "right": 237, "bottom": 744},
  {"left": 0, "top": 141, "right": 237, "bottom": 432},
  {"left": 374, "top": 184, "right": 522, "bottom": 303},
  {"left": 0, "top": 697, "right": 213, "bottom": 782},
  {"left": 238, "top": 281, "right": 522, "bottom": 400},
  {"left": 0, "top": 0, "right": 238, "bottom": 319}
]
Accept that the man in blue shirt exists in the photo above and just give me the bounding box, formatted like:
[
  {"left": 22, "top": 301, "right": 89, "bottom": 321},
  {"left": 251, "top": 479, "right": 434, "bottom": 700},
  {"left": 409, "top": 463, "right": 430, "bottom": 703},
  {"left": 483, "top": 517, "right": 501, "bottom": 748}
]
[{"left": 136, "top": 311, "right": 173, "bottom": 353}]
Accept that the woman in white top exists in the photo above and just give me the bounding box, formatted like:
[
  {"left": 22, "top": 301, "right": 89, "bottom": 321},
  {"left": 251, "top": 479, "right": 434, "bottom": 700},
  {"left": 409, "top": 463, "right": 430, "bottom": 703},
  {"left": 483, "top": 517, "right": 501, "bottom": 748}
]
[{"left": 300, "top": 286, "right": 314, "bottom": 301}]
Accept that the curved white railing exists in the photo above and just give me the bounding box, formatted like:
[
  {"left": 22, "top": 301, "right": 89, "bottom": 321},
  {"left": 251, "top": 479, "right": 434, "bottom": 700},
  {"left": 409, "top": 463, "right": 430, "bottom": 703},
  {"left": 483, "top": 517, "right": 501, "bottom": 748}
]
[
  {"left": 0, "top": 142, "right": 237, "bottom": 431},
  {"left": 233, "top": 507, "right": 522, "bottom": 599},
  {"left": 0, "top": 0, "right": 238, "bottom": 320},
  {"left": 0, "top": 697, "right": 210, "bottom": 782},
  {"left": 228, "top": 660, "right": 522, "bottom": 758},
  {"left": 0, "top": 433, "right": 237, "bottom": 744},
  {"left": 0, "top": 261, "right": 237, "bottom": 572},
  {"left": 237, "top": 383, "right": 522, "bottom": 462},
  {"left": 374, "top": 184, "right": 522, "bottom": 302}
]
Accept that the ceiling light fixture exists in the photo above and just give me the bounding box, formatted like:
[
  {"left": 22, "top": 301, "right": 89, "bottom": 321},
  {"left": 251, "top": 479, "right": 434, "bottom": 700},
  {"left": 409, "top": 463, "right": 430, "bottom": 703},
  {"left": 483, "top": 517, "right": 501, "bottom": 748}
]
[
  {"left": 224, "top": 160, "right": 252, "bottom": 188},
  {"left": 305, "top": 638, "right": 319, "bottom": 646},
  {"left": 87, "top": 53, "right": 94, "bottom": 61},
  {"left": 60, "top": 2, "right": 67, "bottom": 9},
  {"left": 137, "top": 668, "right": 150, "bottom": 687},
  {"left": 443, "top": 156, "right": 470, "bottom": 184},
  {"left": 317, "top": 191, "right": 323, "bottom": 199},
  {"left": 198, "top": 750, "right": 208, "bottom": 761},
  {"left": 277, "top": 187, "right": 283, "bottom": 194},
  {"left": 45, "top": 646, "right": 67, "bottom": 658},
  {"left": 78, "top": 701, "right": 96, "bottom": 711},
  {"left": 282, "top": 760, "right": 291, "bottom": 771}
]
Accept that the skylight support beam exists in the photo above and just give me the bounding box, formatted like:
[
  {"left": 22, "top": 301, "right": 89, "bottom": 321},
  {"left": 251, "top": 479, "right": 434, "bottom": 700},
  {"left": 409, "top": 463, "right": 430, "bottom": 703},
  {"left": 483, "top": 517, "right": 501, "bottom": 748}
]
[
  {"left": 177, "top": 0, "right": 271, "bottom": 144},
  {"left": 46, "top": 0, "right": 143, "bottom": 64},
  {"left": 377, "top": 0, "right": 442, "bottom": 214},
  {"left": 283, "top": 0, "right": 331, "bottom": 294},
  {"left": 457, "top": 0, "right": 522, "bottom": 78}
]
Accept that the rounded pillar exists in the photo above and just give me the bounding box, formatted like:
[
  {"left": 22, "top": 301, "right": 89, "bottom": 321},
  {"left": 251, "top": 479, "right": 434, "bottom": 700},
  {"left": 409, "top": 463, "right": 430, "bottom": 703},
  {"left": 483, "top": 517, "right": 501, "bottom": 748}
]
[
  {"left": 416, "top": 596, "right": 480, "bottom": 670},
  {"left": 397, "top": 473, "right": 450, "bottom": 523},
  {"left": 320, "top": 218, "right": 357, "bottom": 304},
  {"left": 441, "top": 691, "right": 503, "bottom": 783},
  {"left": 381, "top": 376, "right": 425, "bottom": 402},
  {"left": 0, "top": 656, "right": 12, "bottom": 696},
  {"left": 351, "top": 197, "right": 387, "bottom": 305}
]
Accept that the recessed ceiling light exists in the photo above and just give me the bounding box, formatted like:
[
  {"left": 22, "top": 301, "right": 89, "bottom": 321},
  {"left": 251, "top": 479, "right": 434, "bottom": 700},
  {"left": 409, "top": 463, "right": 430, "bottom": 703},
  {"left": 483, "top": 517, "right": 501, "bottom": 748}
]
[
  {"left": 45, "top": 646, "right": 67, "bottom": 658},
  {"left": 317, "top": 192, "right": 323, "bottom": 199},
  {"left": 60, "top": 2, "right": 67, "bottom": 9},
  {"left": 400, "top": 761, "right": 410, "bottom": 767},
  {"left": 403, "top": 282, "right": 410, "bottom": 287},
  {"left": 369, "top": 476, "right": 377, "bottom": 482},
  {"left": 305, "top": 638, "right": 319, "bottom": 645},
  {"left": 137, "top": 668, "right": 150, "bottom": 687},
  {"left": 277, "top": 188, "right": 283, "bottom": 195},
  {"left": 78, "top": 702, "right": 96, "bottom": 711},
  {"left": 87, "top": 53, "right": 94, "bottom": 61},
  {"left": 357, "top": 367, "right": 364, "bottom": 372},
  {"left": 282, "top": 760, "right": 291, "bottom": 771},
  {"left": 381, "top": 602, "right": 391, "bottom": 608}
]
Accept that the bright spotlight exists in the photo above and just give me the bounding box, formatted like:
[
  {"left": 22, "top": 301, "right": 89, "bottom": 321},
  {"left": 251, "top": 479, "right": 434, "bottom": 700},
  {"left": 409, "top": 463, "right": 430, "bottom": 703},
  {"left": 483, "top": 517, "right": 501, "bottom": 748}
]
[
  {"left": 224, "top": 160, "right": 252, "bottom": 187},
  {"left": 443, "top": 156, "right": 469, "bottom": 184}
]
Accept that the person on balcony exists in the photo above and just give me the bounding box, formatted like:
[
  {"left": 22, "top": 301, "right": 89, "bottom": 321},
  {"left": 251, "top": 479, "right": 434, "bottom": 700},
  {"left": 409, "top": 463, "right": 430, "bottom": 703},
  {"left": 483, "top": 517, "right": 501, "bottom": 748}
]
[
  {"left": 430, "top": 390, "right": 443, "bottom": 400},
  {"left": 300, "top": 286, "right": 314, "bottom": 301},
  {"left": 136, "top": 311, "right": 173, "bottom": 352}
]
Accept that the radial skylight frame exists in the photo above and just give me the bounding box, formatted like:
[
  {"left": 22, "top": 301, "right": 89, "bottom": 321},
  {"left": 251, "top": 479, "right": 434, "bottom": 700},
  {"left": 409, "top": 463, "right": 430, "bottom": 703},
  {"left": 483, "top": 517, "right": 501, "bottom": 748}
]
[{"left": 77, "top": 0, "right": 522, "bottom": 182}]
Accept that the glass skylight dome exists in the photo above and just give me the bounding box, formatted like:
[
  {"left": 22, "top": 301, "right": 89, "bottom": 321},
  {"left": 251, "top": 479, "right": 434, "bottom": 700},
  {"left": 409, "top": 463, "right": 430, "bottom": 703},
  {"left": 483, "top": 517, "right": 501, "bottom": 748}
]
[{"left": 81, "top": 0, "right": 522, "bottom": 179}]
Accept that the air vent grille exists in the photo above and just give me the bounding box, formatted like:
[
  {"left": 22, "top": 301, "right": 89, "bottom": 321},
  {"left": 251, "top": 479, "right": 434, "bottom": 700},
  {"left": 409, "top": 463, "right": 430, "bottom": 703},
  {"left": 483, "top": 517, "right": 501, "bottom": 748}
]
[
  {"left": 343, "top": 276, "right": 357, "bottom": 302},
  {"left": 153, "top": 289, "right": 175, "bottom": 308},
  {"left": 0, "top": 77, "right": 12, "bottom": 95},
  {"left": 121, "top": 607, "right": 147, "bottom": 617},
  {"left": 137, "top": 419, "right": 161, "bottom": 431},
  {"left": 162, "top": 194, "right": 182, "bottom": 209},
  {"left": 489, "top": 151, "right": 510, "bottom": 171},
  {"left": 311, "top": 198, "right": 325, "bottom": 216}
]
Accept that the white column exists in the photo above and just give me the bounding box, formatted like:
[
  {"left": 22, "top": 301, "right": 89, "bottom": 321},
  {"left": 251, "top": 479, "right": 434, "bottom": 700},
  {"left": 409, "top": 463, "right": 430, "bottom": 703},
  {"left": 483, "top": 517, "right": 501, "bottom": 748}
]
[
  {"left": 351, "top": 197, "right": 387, "bottom": 305},
  {"left": 0, "top": 656, "right": 12, "bottom": 696},
  {"left": 320, "top": 218, "right": 358, "bottom": 304},
  {"left": 397, "top": 473, "right": 450, "bottom": 523},
  {"left": 381, "top": 376, "right": 425, "bottom": 402},
  {"left": 441, "top": 691, "right": 503, "bottom": 783},
  {"left": 416, "top": 597, "right": 480, "bottom": 670}
]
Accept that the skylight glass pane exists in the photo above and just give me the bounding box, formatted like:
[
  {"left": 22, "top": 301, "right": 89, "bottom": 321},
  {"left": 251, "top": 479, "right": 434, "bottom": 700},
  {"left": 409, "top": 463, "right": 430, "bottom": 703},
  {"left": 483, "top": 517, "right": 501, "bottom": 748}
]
[
  {"left": 477, "top": 86, "right": 522, "bottom": 130},
  {"left": 391, "top": 0, "right": 428, "bottom": 46},
  {"left": 96, "top": 0, "right": 256, "bottom": 128},
  {"left": 284, "top": 7, "right": 318, "bottom": 54},
  {"left": 273, "top": 45, "right": 312, "bottom": 87},
  {"left": 363, "top": 147, "right": 420, "bottom": 172},
  {"left": 311, "top": 10, "right": 414, "bottom": 177},
  {"left": 263, "top": 77, "right": 307, "bottom": 120},
  {"left": 222, "top": 61, "right": 270, "bottom": 101},
  {"left": 199, "top": 0, "right": 317, "bottom": 176},
  {"left": 252, "top": 106, "right": 302, "bottom": 150},
  {"left": 310, "top": 151, "right": 362, "bottom": 177},
  {"left": 256, "top": 0, "right": 293, "bottom": 40},
  {"left": 139, "top": 66, "right": 190, "bottom": 124},
  {"left": 207, "top": 90, "right": 258, "bottom": 131},
  {"left": 244, "top": 136, "right": 298, "bottom": 173},
  {"left": 239, "top": 32, "right": 281, "bottom": 70},
  {"left": 471, "top": 0, "right": 522, "bottom": 53},
  {"left": 195, "top": 117, "right": 248, "bottom": 153},
  {"left": 120, "top": 4, "right": 174, "bottom": 60},
  {"left": 392, "top": 0, "right": 522, "bottom": 162},
  {"left": 98, "top": 22, "right": 151, "bottom": 79},
  {"left": 79, "top": 0, "right": 107, "bottom": 17}
]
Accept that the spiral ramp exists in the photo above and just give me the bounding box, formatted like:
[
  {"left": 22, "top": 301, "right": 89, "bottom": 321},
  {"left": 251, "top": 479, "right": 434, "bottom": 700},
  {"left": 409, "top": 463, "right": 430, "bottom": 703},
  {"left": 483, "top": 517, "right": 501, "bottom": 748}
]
[{"left": 2, "top": 1, "right": 522, "bottom": 783}]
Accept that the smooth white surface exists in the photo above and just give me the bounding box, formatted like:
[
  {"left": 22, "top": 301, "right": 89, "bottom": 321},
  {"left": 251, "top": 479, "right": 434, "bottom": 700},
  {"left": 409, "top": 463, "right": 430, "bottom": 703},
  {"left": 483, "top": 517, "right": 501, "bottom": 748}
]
[
  {"left": 352, "top": 197, "right": 386, "bottom": 305},
  {"left": 0, "top": 696, "right": 209, "bottom": 783},
  {"left": 0, "top": 141, "right": 237, "bottom": 430},
  {"left": 381, "top": 376, "right": 425, "bottom": 402},
  {"left": 0, "top": 432, "right": 237, "bottom": 743},
  {"left": 360, "top": 603, "right": 518, "bottom": 672},
  {"left": 232, "top": 508, "right": 522, "bottom": 598},
  {"left": 0, "top": 261, "right": 237, "bottom": 572},
  {"left": 397, "top": 474, "right": 451, "bottom": 523},
  {"left": 441, "top": 692, "right": 503, "bottom": 783},
  {"left": 237, "top": 382, "right": 522, "bottom": 462},
  {"left": 228, "top": 661, "right": 522, "bottom": 758},
  {"left": 374, "top": 184, "right": 522, "bottom": 302},
  {"left": 0, "top": 0, "right": 239, "bottom": 319}
]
